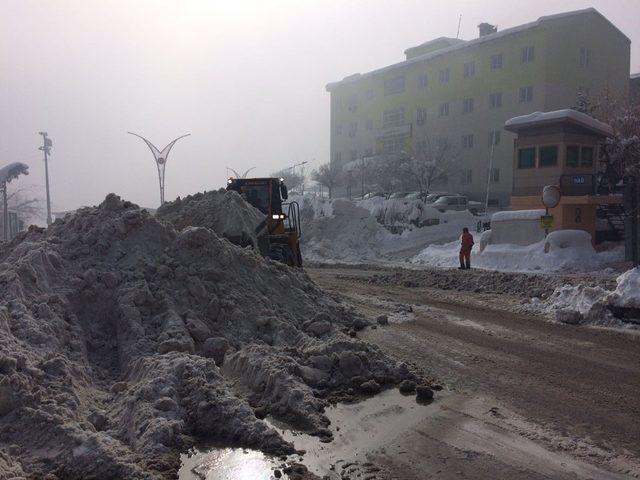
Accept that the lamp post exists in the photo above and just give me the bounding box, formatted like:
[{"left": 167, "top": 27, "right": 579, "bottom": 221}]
[
  {"left": 128, "top": 132, "right": 190, "bottom": 205},
  {"left": 38, "top": 132, "right": 53, "bottom": 225}
]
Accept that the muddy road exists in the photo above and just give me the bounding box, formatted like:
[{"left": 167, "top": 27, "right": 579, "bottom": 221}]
[{"left": 307, "top": 265, "right": 640, "bottom": 479}]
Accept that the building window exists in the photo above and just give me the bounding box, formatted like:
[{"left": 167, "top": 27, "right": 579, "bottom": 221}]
[
  {"left": 417, "top": 74, "right": 428, "bottom": 88},
  {"left": 539, "top": 145, "right": 559, "bottom": 167},
  {"left": 579, "top": 48, "right": 591, "bottom": 68},
  {"left": 364, "top": 147, "right": 374, "bottom": 157},
  {"left": 350, "top": 150, "right": 358, "bottom": 161},
  {"left": 460, "top": 169, "right": 472, "bottom": 185},
  {"left": 488, "top": 130, "right": 501, "bottom": 146},
  {"left": 464, "top": 61, "right": 475, "bottom": 78},
  {"left": 365, "top": 119, "right": 373, "bottom": 131},
  {"left": 487, "top": 167, "right": 500, "bottom": 183},
  {"left": 384, "top": 76, "right": 405, "bottom": 96},
  {"left": 581, "top": 146, "right": 594, "bottom": 167},
  {"left": 347, "top": 94, "right": 357, "bottom": 112},
  {"left": 518, "top": 147, "right": 536, "bottom": 168},
  {"left": 519, "top": 86, "right": 533, "bottom": 103},
  {"left": 462, "top": 134, "right": 474, "bottom": 149},
  {"left": 416, "top": 107, "right": 427, "bottom": 126},
  {"left": 365, "top": 89, "right": 374, "bottom": 100},
  {"left": 575, "top": 207, "right": 583, "bottom": 223},
  {"left": 566, "top": 145, "right": 580, "bottom": 167},
  {"left": 382, "top": 107, "right": 405, "bottom": 128},
  {"left": 438, "top": 103, "right": 450, "bottom": 117},
  {"left": 463, "top": 98, "right": 474, "bottom": 114},
  {"left": 439, "top": 68, "right": 450, "bottom": 84},
  {"left": 521, "top": 46, "right": 534, "bottom": 63},
  {"left": 348, "top": 122, "right": 358, "bottom": 138},
  {"left": 489, "top": 92, "right": 502, "bottom": 109},
  {"left": 335, "top": 152, "right": 342, "bottom": 163},
  {"left": 491, "top": 53, "right": 503, "bottom": 70},
  {"left": 382, "top": 137, "right": 404, "bottom": 154},
  {"left": 336, "top": 124, "right": 343, "bottom": 136}
]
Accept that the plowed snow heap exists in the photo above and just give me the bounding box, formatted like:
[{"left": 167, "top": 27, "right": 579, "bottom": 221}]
[{"left": 0, "top": 192, "right": 413, "bottom": 479}]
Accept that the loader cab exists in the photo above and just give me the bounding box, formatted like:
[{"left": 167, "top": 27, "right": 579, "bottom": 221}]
[{"left": 226, "top": 177, "right": 288, "bottom": 216}]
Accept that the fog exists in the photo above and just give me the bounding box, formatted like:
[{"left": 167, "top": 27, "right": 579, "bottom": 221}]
[{"left": 2, "top": 0, "right": 639, "bottom": 213}]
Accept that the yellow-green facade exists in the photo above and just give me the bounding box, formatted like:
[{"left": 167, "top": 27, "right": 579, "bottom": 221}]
[{"left": 326, "top": 8, "right": 630, "bottom": 206}]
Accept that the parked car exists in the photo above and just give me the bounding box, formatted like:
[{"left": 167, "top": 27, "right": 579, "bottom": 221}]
[
  {"left": 361, "top": 191, "right": 386, "bottom": 200},
  {"left": 432, "top": 195, "right": 484, "bottom": 215},
  {"left": 387, "top": 191, "right": 413, "bottom": 199},
  {"left": 424, "top": 192, "right": 455, "bottom": 204}
]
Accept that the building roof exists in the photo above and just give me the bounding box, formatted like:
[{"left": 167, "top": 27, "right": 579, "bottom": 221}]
[
  {"left": 404, "top": 37, "right": 465, "bottom": 58},
  {"left": 504, "top": 109, "right": 614, "bottom": 137},
  {"left": 326, "top": 8, "right": 629, "bottom": 91}
]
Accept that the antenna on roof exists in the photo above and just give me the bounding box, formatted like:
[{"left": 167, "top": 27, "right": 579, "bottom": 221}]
[{"left": 456, "top": 14, "right": 462, "bottom": 39}]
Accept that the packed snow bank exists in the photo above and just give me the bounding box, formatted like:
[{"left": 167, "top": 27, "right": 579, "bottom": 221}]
[
  {"left": 294, "top": 195, "right": 476, "bottom": 262},
  {"left": 157, "top": 189, "right": 265, "bottom": 247},
  {"left": 0, "top": 194, "right": 415, "bottom": 479},
  {"left": 531, "top": 267, "right": 640, "bottom": 327},
  {"left": 412, "top": 230, "right": 623, "bottom": 273}
]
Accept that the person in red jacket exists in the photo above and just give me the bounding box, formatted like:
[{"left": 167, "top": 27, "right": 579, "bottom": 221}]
[{"left": 459, "top": 227, "right": 474, "bottom": 270}]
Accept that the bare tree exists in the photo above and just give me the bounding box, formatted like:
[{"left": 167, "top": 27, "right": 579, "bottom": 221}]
[
  {"left": 587, "top": 92, "right": 640, "bottom": 191},
  {"left": 312, "top": 163, "right": 342, "bottom": 199},
  {"left": 7, "top": 184, "right": 45, "bottom": 225},
  {"left": 402, "top": 135, "right": 459, "bottom": 196}
]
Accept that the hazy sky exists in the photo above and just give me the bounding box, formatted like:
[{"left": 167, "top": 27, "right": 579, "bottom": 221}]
[{"left": 2, "top": 0, "right": 639, "bottom": 212}]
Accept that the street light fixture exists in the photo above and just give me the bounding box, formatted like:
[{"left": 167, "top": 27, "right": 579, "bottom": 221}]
[{"left": 128, "top": 132, "right": 190, "bottom": 206}]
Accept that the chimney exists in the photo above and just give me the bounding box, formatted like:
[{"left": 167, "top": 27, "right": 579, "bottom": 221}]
[{"left": 478, "top": 23, "right": 497, "bottom": 37}]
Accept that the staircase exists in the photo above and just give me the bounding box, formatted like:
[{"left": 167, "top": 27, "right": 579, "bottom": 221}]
[{"left": 597, "top": 204, "right": 625, "bottom": 242}]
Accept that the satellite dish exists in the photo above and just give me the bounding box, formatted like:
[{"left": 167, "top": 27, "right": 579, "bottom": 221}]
[{"left": 542, "top": 185, "right": 561, "bottom": 209}]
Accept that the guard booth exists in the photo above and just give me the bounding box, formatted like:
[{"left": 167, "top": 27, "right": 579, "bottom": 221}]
[{"left": 504, "top": 110, "right": 622, "bottom": 243}]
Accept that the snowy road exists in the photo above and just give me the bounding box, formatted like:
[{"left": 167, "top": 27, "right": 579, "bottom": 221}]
[{"left": 308, "top": 265, "right": 640, "bottom": 479}]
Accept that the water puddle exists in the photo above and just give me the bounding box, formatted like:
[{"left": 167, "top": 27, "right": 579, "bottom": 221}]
[
  {"left": 179, "top": 388, "right": 447, "bottom": 479},
  {"left": 178, "top": 446, "right": 292, "bottom": 480}
]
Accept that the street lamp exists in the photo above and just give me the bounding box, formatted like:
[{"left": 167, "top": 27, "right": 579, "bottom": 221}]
[
  {"left": 128, "top": 132, "right": 190, "bottom": 205},
  {"left": 38, "top": 132, "right": 53, "bottom": 225}
]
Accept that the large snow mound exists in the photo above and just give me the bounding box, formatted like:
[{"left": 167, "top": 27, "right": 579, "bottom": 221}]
[
  {"left": 294, "top": 195, "right": 476, "bottom": 263},
  {"left": 0, "top": 193, "right": 414, "bottom": 479},
  {"left": 412, "top": 230, "right": 622, "bottom": 273}
]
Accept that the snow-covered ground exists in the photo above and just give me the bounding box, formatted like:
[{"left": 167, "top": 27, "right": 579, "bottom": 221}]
[{"left": 411, "top": 230, "right": 624, "bottom": 273}]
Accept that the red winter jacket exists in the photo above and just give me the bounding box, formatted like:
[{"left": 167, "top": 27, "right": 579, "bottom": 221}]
[{"left": 460, "top": 232, "right": 474, "bottom": 252}]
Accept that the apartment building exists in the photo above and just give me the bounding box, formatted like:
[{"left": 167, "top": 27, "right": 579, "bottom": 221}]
[{"left": 326, "top": 8, "right": 630, "bottom": 206}]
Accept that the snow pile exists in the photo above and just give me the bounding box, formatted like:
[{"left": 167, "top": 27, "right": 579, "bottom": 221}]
[
  {"left": 412, "top": 230, "right": 622, "bottom": 272},
  {"left": 157, "top": 189, "right": 265, "bottom": 248},
  {"left": 357, "top": 196, "right": 474, "bottom": 227},
  {"left": 296, "top": 196, "right": 476, "bottom": 263},
  {"left": 0, "top": 194, "right": 414, "bottom": 479},
  {"left": 609, "top": 267, "right": 640, "bottom": 308},
  {"left": 532, "top": 267, "right": 640, "bottom": 327}
]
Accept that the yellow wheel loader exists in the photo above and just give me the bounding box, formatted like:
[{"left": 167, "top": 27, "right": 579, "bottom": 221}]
[{"left": 226, "top": 177, "right": 303, "bottom": 267}]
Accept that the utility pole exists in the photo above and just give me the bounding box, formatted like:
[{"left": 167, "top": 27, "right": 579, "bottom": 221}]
[{"left": 38, "top": 132, "right": 53, "bottom": 225}]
